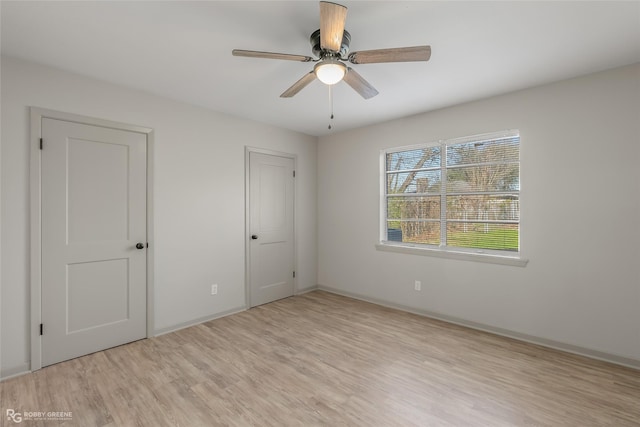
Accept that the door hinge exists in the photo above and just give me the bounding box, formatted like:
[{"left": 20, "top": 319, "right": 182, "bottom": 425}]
[
  {"left": 293, "top": 170, "right": 296, "bottom": 178},
  {"left": 293, "top": 271, "right": 296, "bottom": 278},
  {"left": 40, "top": 323, "right": 43, "bottom": 335},
  {"left": 40, "top": 138, "right": 43, "bottom": 150}
]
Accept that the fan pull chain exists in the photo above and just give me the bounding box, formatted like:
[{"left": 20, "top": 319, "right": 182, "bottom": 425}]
[{"left": 328, "top": 85, "right": 334, "bottom": 130}]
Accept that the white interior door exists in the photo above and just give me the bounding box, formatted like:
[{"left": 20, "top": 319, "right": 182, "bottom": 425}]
[
  {"left": 41, "top": 118, "right": 147, "bottom": 367},
  {"left": 249, "top": 152, "right": 295, "bottom": 307}
]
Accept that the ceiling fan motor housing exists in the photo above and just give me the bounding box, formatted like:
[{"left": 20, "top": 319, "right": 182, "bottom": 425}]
[{"left": 310, "top": 29, "right": 351, "bottom": 58}]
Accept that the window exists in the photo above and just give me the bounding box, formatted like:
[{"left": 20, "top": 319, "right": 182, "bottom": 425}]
[{"left": 382, "top": 130, "right": 520, "bottom": 258}]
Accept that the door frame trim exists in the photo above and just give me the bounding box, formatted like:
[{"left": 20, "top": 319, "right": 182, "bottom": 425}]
[
  {"left": 244, "top": 147, "right": 297, "bottom": 309},
  {"left": 29, "top": 107, "right": 155, "bottom": 371}
]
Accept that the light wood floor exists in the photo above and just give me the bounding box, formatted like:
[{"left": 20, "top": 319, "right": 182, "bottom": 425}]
[{"left": 2, "top": 291, "right": 639, "bottom": 426}]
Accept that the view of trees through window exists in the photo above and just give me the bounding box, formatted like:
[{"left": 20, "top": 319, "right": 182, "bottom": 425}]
[{"left": 385, "top": 132, "right": 520, "bottom": 252}]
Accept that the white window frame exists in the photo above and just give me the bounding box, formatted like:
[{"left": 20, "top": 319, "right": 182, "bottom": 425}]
[{"left": 376, "top": 130, "right": 528, "bottom": 267}]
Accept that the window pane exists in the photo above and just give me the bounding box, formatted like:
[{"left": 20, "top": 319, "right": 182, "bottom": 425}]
[
  {"left": 387, "top": 196, "right": 440, "bottom": 220},
  {"left": 387, "top": 170, "right": 441, "bottom": 194},
  {"left": 386, "top": 146, "right": 440, "bottom": 172},
  {"left": 383, "top": 131, "right": 520, "bottom": 255},
  {"left": 446, "top": 222, "right": 518, "bottom": 251},
  {"left": 446, "top": 195, "right": 519, "bottom": 221},
  {"left": 446, "top": 164, "right": 519, "bottom": 193},
  {"left": 446, "top": 137, "right": 519, "bottom": 166},
  {"left": 387, "top": 221, "right": 440, "bottom": 245}
]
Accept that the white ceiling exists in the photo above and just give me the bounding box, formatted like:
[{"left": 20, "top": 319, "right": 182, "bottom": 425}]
[{"left": 2, "top": 1, "right": 639, "bottom": 136}]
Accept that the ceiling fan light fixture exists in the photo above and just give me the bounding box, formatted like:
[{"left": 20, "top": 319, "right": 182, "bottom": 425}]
[{"left": 314, "top": 59, "right": 346, "bottom": 85}]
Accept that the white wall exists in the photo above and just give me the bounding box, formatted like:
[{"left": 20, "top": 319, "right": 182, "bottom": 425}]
[
  {"left": 318, "top": 64, "right": 640, "bottom": 364},
  {"left": 0, "top": 56, "right": 317, "bottom": 376}
]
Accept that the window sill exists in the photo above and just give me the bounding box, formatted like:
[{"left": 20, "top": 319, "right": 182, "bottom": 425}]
[{"left": 375, "top": 242, "right": 529, "bottom": 267}]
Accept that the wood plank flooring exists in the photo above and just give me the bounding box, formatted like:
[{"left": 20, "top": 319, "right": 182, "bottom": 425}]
[{"left": 1, "top": 291, "right": 639, "bottom": 426}]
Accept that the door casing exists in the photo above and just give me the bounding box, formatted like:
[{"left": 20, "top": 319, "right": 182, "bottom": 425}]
[
  {"left": 244, "top": 146, "right": 297, "bottom": 308},
  {"left": 29, "top": 107, "right": 155, "bottom": 371}
]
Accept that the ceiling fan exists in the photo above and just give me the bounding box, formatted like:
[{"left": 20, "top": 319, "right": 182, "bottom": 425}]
[{"left": 232, "top": 1, "right": 431, "bottom": 100}]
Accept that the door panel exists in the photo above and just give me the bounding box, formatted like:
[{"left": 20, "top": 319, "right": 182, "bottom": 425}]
[
  {"left": 249, "top": 152, "right": 294, "bottom": 307},
  {"left": 67, "top": 258, "right": 129, "bottom": 333},
  {"left": 41, "top": 118, "right": 147, "bottom": 367},
  {"left": 67, "top": 137, "right": 129, "bottom": 242}
]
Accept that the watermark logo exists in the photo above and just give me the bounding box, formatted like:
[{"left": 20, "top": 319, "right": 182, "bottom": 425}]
[
  {"left": 6, "top": 409, "right": 72, "bottom": 423},
  {"left": 6, "top": 409, "right": 22, "bottom": 423}
]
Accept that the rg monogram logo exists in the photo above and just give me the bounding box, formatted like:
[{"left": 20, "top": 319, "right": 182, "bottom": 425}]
[{"left": 6, "top": 409, "right": 22, "bottom": 423}]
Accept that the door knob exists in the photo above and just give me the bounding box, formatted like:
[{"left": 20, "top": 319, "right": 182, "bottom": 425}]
[
  {"left": 251, "top": 235, "right": 258, "bottom": 240},
  {"left": 136, "top": 243, "right": 145, "bottom": 249}
]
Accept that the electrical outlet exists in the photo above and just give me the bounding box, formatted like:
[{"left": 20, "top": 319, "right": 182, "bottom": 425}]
[
  {"left": 414, "top": 280, "right": 421, "bottom": 291},
  {"left": 211, "top": 284, "right": 218, "bottom": 295}
]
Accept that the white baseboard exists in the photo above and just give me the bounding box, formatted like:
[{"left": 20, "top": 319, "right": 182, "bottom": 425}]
[
  {"left": 295, "top": 285, "right": 318, "bottom": 296},
  {"left": 317, "top": 285, "right": 640, "bottom": 371},
  {"left": 0, "top": 363, "right": 31, "bottom": 382},
  {"left": 153, "top": 305, "right": 247, "bottom": 337}
]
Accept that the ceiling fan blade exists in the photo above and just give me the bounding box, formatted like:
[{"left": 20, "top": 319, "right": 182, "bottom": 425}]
[
  {"left": 280, "top": 71, "right": 317, "bottom": 98},
  {"left": 319, "top": 1, "right": 347, "bottom": 52},
  {"left": 232, "top": 49, "right": 313, "bottom": 62},
  {"left": 343, "top": 67, "right": 379, "bottom": 99},
  {"left": 348, "top": 46, "right": 431, "bottom": 64}
]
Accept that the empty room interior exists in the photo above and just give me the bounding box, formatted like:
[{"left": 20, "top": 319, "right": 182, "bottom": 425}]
[{"left": 1, "top": 1, "right": 639, "bottom": 426}]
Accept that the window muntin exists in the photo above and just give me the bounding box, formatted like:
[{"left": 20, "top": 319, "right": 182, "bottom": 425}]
[{"left": 383, "top": 131, "right": 520, "bottom": 253}]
